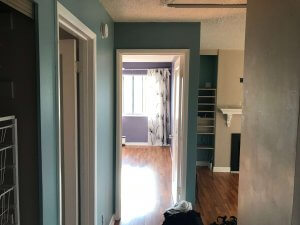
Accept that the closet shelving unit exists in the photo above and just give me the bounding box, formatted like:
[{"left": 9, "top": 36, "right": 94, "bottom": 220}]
[
  {"left": 0, "top": 116, "right": 20, "bottom": 225},
  {"left": 197, "top": 88, "right": 216, "bottom": 164}
]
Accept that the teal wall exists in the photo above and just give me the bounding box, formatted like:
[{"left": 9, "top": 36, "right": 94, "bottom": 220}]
[
  {"left": 197, "top": 55, "right": 218, "bottom": 161},
  {"left": 199, "top": 55, "right": 218, "bottom": 88},
  {"left": 35, "top": 0, "right": 115, "bottom": 225},
  {"left": 115, "top": 22, "right": 200, "bottom": 203}
]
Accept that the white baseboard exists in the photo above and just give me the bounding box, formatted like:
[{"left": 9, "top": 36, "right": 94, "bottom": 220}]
[
  {"left": 231, "top": 171, "right": 239, "bottom": 174},
  {"left": 196, "top": 161, "right": 210, "bottom": 167},
  {"left": 213, "top": 167, "right": 231, "bottom": 172},
  {"left": 125, "top": 142, "right": 149, "bottom": 146},
  {"left": 109, "top": 215, "right": 115, "bottom": 225}
]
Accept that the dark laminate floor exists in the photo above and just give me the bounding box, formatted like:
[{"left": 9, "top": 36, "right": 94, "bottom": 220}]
[
  {"left": 115, "top": 146, "right": 173, "bottom": 225},
  {"left": 195, "top": 167, "right": 239, "bottom": 225}
]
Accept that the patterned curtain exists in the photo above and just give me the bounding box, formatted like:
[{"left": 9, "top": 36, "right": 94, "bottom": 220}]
[{"left": 146, "top": 68, "right": 171, "bottom": 146}]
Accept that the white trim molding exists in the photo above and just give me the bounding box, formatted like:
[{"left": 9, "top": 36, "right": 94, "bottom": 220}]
[
  {"left": 109, "top": 215, "right": 115, "bottom": 225},
  {"left": 115, "top": 49, "right": 190, "bottom": 220},
  {"left": 125, "top": 142, "right": 149, "bottom": 146},
  {"left": 0, "top": 0, "right": 33, "bottom": 18},
  {"left": 213, "top": 167, "right": 231, "bottom": 172},
  {"left": 57, "top": 3, "right": 97, "bottom": 225}
]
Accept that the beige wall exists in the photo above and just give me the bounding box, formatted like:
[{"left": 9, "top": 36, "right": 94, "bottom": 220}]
[
  {"left": 214, "top": 50, "right": 244, "bottom": 168},
  {"left": 238, "top": 0, "right": 300, "bottom": 223}
]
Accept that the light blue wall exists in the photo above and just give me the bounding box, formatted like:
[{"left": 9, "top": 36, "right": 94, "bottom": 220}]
[
  {"left": 35, "top": 1, "right": 59, "bottom": 225},
  {"left": 35, "top": 0, "right": 115, "bottom": 225},
  {"left": 115, "top": 22, "right": 200, "bottom": 203}
]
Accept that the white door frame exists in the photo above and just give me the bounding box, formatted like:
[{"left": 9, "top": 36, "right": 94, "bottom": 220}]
[
  {"left": 115, "top": 49, "right": 190, "bottom": 220},
  {"left": 57, "top": 2, "right": 97, "bottom": 225}
]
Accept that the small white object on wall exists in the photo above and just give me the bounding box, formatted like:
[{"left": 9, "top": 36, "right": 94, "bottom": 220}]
[
  {"left": 100, "top": 23, "right": 109, "bottom": 39},
  {"left": 122, "top": 136, "right": 126, "bottom": 145}
]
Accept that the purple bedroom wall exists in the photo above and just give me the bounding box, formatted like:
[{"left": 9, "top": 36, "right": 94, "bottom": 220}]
[
  {"left": 122, "top": 116, "right": 148, "bottom": 142},
  {"left": 122, "top": 62, "right": 173, "bottom": 143}
]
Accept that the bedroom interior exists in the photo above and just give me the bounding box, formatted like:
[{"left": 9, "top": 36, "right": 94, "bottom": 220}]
[{"left": 119, "top": 53, "right": 184, "bottom": 225}]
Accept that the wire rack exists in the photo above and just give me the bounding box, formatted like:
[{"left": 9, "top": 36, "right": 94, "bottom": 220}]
[
  {"left": 0, "top": 187, "right": 14, "bottom": 225},
  {"left": 0, "top": 116, "right": 19, "bottom": 225}
]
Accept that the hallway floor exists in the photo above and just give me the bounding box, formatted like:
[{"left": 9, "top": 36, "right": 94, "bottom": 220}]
[
  {"left": 116, "top": 146, "right": 173, "bottom": 225},
  {"left": 195, "top": 167, "right": 239, "bottom": 225}
]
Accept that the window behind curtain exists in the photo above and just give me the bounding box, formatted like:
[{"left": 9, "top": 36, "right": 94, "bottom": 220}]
[{"left": 122, "top": 75, "right": 146, "bottom": 115}]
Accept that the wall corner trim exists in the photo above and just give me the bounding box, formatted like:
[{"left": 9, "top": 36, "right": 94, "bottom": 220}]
[
  {"left": 109, "top": 215, "right": 115, "bottom": 225},
  {"left": 0, "top": 0, "right": 33, "bottom": 18},
  {"left": 213, "top": 167, "right": 231, "bottom": 172}
]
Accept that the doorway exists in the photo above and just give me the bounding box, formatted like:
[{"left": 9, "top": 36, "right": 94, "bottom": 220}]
[
  {"left": 56, "top": 3, "right": 97, "bottom": 225},
  {"left": 115, "top": 50, "right": 190, "bottom": 224},
  {"left": 195, "top": 51, "right": 244, "bottom": 225},
  {"left": 0, "top": 2, "right": 39, "bottom": 225}
]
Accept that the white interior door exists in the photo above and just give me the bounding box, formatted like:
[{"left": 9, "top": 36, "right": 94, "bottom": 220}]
[
  {"left": 60, "top": 39, "right": 79, "bottom": 225},
  {"left": 171, "top": 56, "right": 182, "bottom": 203}
]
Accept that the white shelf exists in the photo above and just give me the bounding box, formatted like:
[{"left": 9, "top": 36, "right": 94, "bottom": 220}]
[
  {"left": 219, "top": 107, "right": 242, "bottom": 127},
  {"left": 197, "top": 89, "right": 216, "bottom": 153}
]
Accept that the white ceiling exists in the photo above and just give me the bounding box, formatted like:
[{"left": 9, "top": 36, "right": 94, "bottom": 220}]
[
  {"left": 100, "top": 0, "right": 246, "bottom": 22},
  {"left": 201, "top": 14, "right": 246, "bottom": 50},
  {"left": 100, "top": 0, "right": 246, "bottom": 50},
  {"left": 123, "top": 55, "right": 176, "bottom": 62}
]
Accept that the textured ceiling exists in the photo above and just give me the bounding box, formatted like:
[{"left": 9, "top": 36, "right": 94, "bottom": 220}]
[
  {"left": 201, "top": 14, "right": 246, "bottom": 50},
  {"left": 100, "top": 0, "right": 247, "bottom": 22}
]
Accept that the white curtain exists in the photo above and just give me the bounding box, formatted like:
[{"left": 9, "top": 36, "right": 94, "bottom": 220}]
[{"left": 146, "top": 68, "right": 171, "bottom": 146}]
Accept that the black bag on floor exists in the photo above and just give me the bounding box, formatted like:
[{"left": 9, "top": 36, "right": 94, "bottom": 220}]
[
  {"left": 210, "top": 216, "right": 237, "bottom": 225},
  {"left": 162, "top": 210, "right": 204, "bottom": 225}
]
